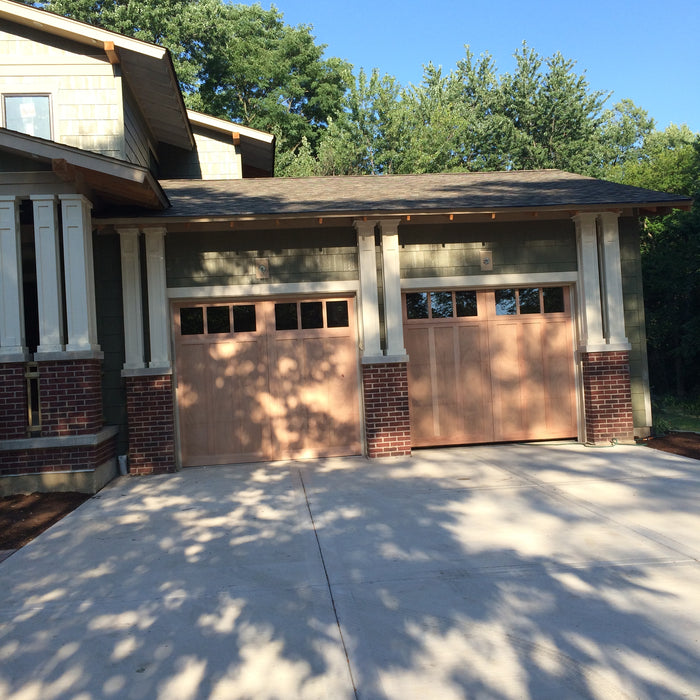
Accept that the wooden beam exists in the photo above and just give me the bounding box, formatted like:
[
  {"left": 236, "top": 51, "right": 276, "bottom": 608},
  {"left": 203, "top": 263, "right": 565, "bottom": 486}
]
[
  {"left": 103, "top": 41, "right": 120, "bottom": 65},
  {"left": 232, "top": 132, "right": 241, "bottom": 146}
]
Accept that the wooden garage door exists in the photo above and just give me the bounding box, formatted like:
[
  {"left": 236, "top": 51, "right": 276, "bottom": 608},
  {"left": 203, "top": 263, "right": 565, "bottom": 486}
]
[
  {"left": 404, "top": 287, "right": 577, "bottom": 447},
  {"left": 174, "top": 298, "right": 361, "bottom": 466}
]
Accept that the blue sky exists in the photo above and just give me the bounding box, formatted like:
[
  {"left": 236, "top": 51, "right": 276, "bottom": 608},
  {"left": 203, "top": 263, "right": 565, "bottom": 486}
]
[{"left": 267, "top": 0, "right": 699, "bottom": 134}]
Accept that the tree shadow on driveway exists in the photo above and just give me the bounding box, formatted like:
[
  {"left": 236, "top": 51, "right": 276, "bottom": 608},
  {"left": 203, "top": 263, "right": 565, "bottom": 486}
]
[{"left": 0, "top": 443, "right": 699, "bottom": 699}]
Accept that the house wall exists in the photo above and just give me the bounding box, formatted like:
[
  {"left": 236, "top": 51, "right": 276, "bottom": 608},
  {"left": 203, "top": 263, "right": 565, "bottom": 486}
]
[
  {"left": 158, "top": 126, "right": 241, "bottom": 180},
  {"left": 123, "top": 86, "right": 152, "bottom": 169},
  {"left": 620, "top": 217, "right": 651, "bottom": 428},
  {"left": 399, "top": 220, "right": 578, "bottom": 278},
  {"left": 165, "top": 228, "right": 359, "bottom": 288},
  {"left": 1, "top": 22, "right": 124, "bottom": 160},
  {"left": 94, "top": 233, "right": 129, "bottom": 455}
]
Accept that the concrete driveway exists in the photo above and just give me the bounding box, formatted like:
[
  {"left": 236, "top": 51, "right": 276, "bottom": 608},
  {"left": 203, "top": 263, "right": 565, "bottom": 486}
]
[{"left": 1, "top": 443, "right": 699, "bottom": 700}]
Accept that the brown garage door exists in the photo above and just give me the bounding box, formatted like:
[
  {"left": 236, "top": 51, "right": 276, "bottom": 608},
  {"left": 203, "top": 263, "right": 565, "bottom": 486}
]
[
  {"left": 403, "top": 287, "right": 577, "bottom": 447},
  {"left": 174, "top": 297, "right": 361, "bottom": 466}
]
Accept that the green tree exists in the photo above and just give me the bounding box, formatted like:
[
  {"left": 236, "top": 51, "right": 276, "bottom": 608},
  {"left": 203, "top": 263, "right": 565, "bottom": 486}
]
[
  {"left": 606, "top": 127, "right": 700, "bottom": 397},
  {"left": 31, "top": 0, "right": 352, "bottom": 172}
]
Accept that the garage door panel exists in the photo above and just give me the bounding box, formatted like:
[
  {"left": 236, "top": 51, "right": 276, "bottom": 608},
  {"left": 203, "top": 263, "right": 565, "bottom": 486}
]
[
  {"left": 404, "top": 287, "right": 577, "bottom": 447},
  {"left": 175, "top": 298, "right": 360, "bottom": 467}
]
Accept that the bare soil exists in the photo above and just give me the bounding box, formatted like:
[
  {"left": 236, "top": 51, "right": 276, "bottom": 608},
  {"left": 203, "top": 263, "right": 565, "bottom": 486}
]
[
  {"left": 0, "top": 491, "right": 90, "bottom": 551},
  {"left": 643, "top": 431, "right": 700, "bottom": 461},
  {"left": 0, "top": 433, "right": 698, "bottom": 554}
]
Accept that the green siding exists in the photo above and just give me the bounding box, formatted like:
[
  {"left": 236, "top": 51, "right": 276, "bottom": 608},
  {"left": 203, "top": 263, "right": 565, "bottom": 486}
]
[
  {"left": 166, "top": 228, "right": 359, "bottom": 288},
  {"left": 94, "top": 233, "right": 128, "bottom": 454},
  {"left": 399, "top": 220, "right": 577, "bottom": 278},
  {"left": 620, "top": 217, "right": 651, "bottom": 429}
]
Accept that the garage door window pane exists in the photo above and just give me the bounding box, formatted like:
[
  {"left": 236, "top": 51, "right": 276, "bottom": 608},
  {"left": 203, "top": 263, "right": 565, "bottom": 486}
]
[
  {"left": 326, "top": 300, "right": 349, "bottom": 327},
  {"left": 301, "top": 301, "right": 324, "bottom": 329},
  {"left": 206, "top": 306, "right": 230, "bottom": 334},
  {"left": 543, "top": 287, "right": 565, "bottom": 313},
  {"left": 495, "top": 289, "right": 517, "bottom": 315},
  {"left": 275, "top": 302, "right": 298, "bottom": 330},
  {"left": 431, "top": 291, "right": 453, "bottom": 318},
  {"left": 519, "top": 288, "right": 540, "bottom": 314},
  {"left": 455, "top": 291, "right": 477, "bottom": 317},
  {"left": 180, "top": 307, "right": 204, "bottom": 335},
  {"left": 233, "top": 305, "right": 256, "bottom": 332},
  {"left": 406, "top": 292, "right": 429, "bottom": 319}
]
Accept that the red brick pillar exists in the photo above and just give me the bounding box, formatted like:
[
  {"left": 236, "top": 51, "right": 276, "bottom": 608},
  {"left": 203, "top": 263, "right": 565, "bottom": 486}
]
[
  {"left": 125, "top": 374, "right": 176, "bottom": 475},
  {"left": 362, "top": 361, "right": 411, "bottom": 458},
  {"left": 582, "top": 350, "right": 634, "bottom": 445},
  {"left": 38, "top": 359, "right": 103, "bottom": 436},
  {"left": 0, "top": 363, "right": 28, "bottom": 439}
]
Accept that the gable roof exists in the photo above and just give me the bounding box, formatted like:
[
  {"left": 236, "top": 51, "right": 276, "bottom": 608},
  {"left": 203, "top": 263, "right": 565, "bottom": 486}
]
[
  {"left": 187, "top": 111, "right": 275, "bottom": 176},
  {"left": 97, "top": 170, "right": 693, "bottom": 223},
  {"left": 0, "top": 0, "right": 194, "bottom": 150},
  {"left": 0, "top": 127, "right": 168, "bottom": 209}
]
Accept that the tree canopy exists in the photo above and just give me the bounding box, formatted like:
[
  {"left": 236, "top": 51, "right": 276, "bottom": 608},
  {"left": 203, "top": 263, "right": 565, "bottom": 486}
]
[
  {"left": 23, "top": 0, "right": 700, "bottom": 401},
  {"left": 33, "top": 0, "right": 352, "bottom": 165}
]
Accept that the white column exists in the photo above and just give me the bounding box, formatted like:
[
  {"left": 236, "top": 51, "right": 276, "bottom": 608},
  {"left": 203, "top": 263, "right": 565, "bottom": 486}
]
[
  {"left": 355, "top": 220, "right": 382, "bottom": 359},
  {"left": 574, "top": 213, "right": 605, "bottom": 351},
  {"left": 0, "top": 196, "right": 27, "bottom": 359},
  {"left": 598, "top": 212, "right": 630, "bottom": 348},
  {"left": 143, "top": 226, "right": 170, "bottom": 369},
  {"left": 118, "top": 227, "right": 145, "bottom": 370},
  {"left": 32, "top": 195, "right": 65, "bottom": 354},
  {"left": 59, "top": 194, "right": 100, "bottom": 353},
  {"left": 379, "top": 219, "right": 407, "bottom": 358}
]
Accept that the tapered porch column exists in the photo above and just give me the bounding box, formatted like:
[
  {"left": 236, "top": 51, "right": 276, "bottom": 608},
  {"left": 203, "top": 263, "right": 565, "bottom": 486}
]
[
  {"left": 117, "top": 227, "right": 145, "bottom": 370},
  {"left": 0, "top": 196, "right": 27, "bottom": 360},
  {"left": 143, "top": 226, "right": 170, "bottom": 369},
  {"left": 378, "top": 219, "right": 406, "bottom": 358},
  {"left": 59, "top": 194, "right": 100, "bottom": 353},
  {"left": 32, "top": 195, "right": 65, "bottom": 355},
  {"left": 354, "top": 219, "right": 382, "bottom": 358}
]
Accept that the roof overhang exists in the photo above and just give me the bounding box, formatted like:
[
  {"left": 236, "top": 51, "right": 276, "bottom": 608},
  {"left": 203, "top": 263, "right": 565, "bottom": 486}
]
[
  {"left": 0, "top": 128, "right": 169, "bottom": 209},
  {"left": 187, "top": 110, "right": 276, "bottom": 176},
  {"left": 0, "top": 0, "right": 194, "bottom": 151}
]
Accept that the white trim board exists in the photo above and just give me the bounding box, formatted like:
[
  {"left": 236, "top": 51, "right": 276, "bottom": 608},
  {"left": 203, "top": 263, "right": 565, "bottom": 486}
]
[
  {"left": 168, "top": 280, "right": 360, "bottom": 300},
  {"left": 401, "top": 272, "right": 578, "bottom": 289}
]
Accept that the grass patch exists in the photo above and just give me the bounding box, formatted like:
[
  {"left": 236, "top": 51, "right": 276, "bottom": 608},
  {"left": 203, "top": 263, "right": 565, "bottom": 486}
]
[{"left": 654, "top": 396, "right": 700, "bottom": 433}]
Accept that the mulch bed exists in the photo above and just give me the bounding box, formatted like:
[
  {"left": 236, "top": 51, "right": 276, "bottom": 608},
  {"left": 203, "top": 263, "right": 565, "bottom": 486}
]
[
  {"left": 0, "top": 492, "right": 91, "bottom": 551},
  {"left": 0, "top": 433, "right": 698, "bottom": 555},
  {"left": 643, "top": 431, "right": 700, "bottom": 461}
]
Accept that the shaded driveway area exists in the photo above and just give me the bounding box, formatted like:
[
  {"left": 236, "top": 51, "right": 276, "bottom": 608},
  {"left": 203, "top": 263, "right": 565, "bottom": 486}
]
[{"left": 1, "top": 443, "right": 699, "bottom": 699}]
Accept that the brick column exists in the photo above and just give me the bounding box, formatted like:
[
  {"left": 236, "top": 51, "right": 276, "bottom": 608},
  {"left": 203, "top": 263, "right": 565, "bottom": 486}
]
[
  {"left": 39, "top": 359, "right": 103, "bottom": 436},
  {"left": 0, "top": 363, "right": 28, "bottom": 439},
  {"left": 362, "top": 362, "right": 411, "bottom": 458},
  {"left": 125, "top": 374, "right": 175, "bottom": 475},
  {"left": 582, "top": 350, "right": 634, "bottom": 445}
]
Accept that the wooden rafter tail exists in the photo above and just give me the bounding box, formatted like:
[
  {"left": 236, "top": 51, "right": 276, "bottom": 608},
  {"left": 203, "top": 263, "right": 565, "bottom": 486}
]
[{"left": 103, "top": 41, "right": 119, "bottom": 65}]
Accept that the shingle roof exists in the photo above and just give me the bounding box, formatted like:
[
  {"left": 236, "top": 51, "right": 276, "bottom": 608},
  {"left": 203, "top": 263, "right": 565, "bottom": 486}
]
[{"left": 97, "top": 169, "right": 692, "bottom": 221}]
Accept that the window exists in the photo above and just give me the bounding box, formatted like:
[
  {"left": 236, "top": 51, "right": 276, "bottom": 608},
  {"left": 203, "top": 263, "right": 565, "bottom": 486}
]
[
  {"left": 4, "top": 95, "right": 51, "bottom": 139},
  {"left": 494, "top": 287, "right": 566, "bottom": 316},
  {"left": 407, "top": 290, "right": 478, "bottom": 320}
]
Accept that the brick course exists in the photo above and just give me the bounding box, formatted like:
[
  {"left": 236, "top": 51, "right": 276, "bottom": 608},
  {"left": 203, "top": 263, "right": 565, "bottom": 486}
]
[
  {"left": 38, "top": 359, "right": 103, "bottom": 436},
  {"left": 0, "top": 363, "right": 28, "bottom": 439},
  {"left": 0, "top": 435, "right": 116, "bottom": 476},
  {"left": 362, "top": 362, "right": 411, "bottom": 458},
  {"left": 582, "top": 350, "right": 635, "bottom": 445},
  {"left": 125, "top": 374, "right": 176, "bottom": 475}
]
